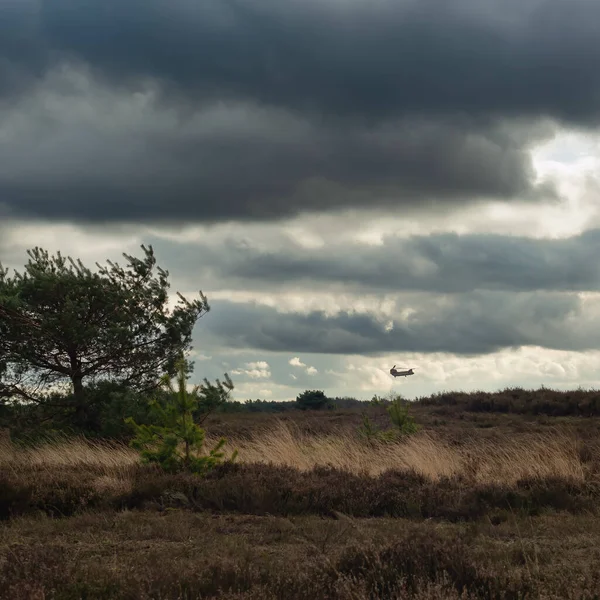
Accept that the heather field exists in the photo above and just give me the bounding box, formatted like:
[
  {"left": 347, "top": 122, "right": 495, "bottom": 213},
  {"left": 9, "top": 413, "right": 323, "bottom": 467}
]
[{"left": 3, "top": 389, "right": 600, "bottom": 599}]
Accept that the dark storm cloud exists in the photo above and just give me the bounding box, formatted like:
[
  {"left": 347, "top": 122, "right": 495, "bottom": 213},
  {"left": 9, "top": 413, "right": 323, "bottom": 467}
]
[
  {"left": 150, "top": 229, "right": 600, "bottom": 295},
  {"left": 2, "top": 0, "right": 597, "bottom": 222},
  {"left": 0, "top": 112, "right": 547, "bottom": 224},
  {"left": 4, "top": 0, "right": 600, "bottom": 124},
  {"left": 199, "top": 291, "right": 596, "bottom": 356}
]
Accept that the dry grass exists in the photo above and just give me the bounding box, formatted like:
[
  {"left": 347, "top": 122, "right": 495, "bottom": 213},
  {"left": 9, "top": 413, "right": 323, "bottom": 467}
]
[
  {"left": 0, "top": 436, "right": 139, "bottom": 498},
  {"left": 0, "top": 420, "right": 589, "bottom": 486},
  {"left": 0, "top": 436, "right": 138, "bottom": 474},
  {"left": 209, "top": 421, "right": 587, "bottom": 484}
]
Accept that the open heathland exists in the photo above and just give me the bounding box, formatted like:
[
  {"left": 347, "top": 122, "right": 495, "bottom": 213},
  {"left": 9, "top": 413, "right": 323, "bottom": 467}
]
[{"left": 2, "top": 388, "right": 600, "bottom": 599}]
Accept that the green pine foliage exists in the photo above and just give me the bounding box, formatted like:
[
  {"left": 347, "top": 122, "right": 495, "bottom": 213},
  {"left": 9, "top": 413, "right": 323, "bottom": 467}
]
[
  {"left": 387, "top": 396, "right": 420, "bottom": 435},
  {"left": 0, "top": 245, "right": 210, "bottom": 429},
  {"left": 126, "top": 358, "right": 236, "bottom": 474},
  {"left": 296, "top": 390, "right": 331, "bottom": 411},
  {"left": 357, "top": 413, "right": 397, "bottom": 443},
  {"left": 359, "top": 394, "right": 419, "bottom": 443}
]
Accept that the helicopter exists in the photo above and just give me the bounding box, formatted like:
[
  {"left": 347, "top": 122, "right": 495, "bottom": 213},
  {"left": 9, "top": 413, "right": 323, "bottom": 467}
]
[{"left": 389, "top": 365, "right": 415, "bottom": 378}]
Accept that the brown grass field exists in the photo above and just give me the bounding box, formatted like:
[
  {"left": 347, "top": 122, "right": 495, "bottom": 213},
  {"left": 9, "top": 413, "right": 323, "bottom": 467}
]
[{"left": 3, "top": 391, "right": 600, "bottom": 599}]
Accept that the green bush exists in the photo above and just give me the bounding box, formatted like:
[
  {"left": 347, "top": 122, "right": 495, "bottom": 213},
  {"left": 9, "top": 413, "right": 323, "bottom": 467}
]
[
  {"left": 358, "top": 395, "right": 419, "bottom": 442},
  {"left": 387, "top": 396, "right": 420, "bottom": 435},
  {"left": 296, "top": 390, "right": 331, "bottom": 411},
  {"left": 126, "top": 358, "right": 236, "bottom": 475}
]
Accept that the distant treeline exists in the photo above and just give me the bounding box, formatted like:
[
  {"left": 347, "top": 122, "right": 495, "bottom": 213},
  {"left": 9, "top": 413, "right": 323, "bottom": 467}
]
[
  {"left": 0, "top": 384, "right": 369, "bottom": 441},
  {"left": 4, "top": 384, "right": 600, "bottom": 443},
  {"left": 220, "top": 396, "right": 367, "bottom": 413},
  {"left": 416, "top": 387, "right": 600, "bottom": 418}
]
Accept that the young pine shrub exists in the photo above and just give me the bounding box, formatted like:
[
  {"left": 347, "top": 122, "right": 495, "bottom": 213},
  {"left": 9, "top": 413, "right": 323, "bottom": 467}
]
[
  {"left": 357, "top": 414, "right": 396, "bottom": 444},
  {"left": 387, "top": 396, "right": 420, "bottom": 435},
  {"left": 125, "top": 358, "right": 237, "bottom": 475},
  {"left": 358, "top": 395, "right": 419, "bottom": 443},
  {"left": 358, "top": 413, "right": 380, "bottom": 442}
]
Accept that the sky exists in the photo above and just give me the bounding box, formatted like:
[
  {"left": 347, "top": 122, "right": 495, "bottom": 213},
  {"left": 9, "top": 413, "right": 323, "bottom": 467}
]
[{"left": 2, "top": 0, "right": 600, "bottom": 402}]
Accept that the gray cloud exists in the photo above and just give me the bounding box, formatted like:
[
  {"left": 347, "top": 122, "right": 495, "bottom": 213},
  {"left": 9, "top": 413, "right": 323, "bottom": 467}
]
[
  {"left": 199, "top": 290, "right": 595, "bottom": 356},
  {"left": 0, "top": 0, "right": 590, "bottom": 223},
  {"left": 146, "top": 229, "right": 600, "bottom": 295},
  {"left": 3, "top": 224, "right": 599, "bottom": 306},
  {"left": 4, "top": 0, "right": 600, "bottom": 125},
  {"left": 0, "top": 88, "right": 551, "bottom": 223}
]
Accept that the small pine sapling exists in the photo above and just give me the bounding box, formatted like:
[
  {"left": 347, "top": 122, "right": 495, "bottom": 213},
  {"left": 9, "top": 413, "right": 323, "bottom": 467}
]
[
  {"left": 126, "top": 358, "right": 237, "bottom": 474},
  {"left": 357, "top": 412, "right": 397, "bottom": 443},
  {"left": 387, "top": 396, "right": 420, "bottom": 435},
  {"left": 358, "top": 412, "right": 380, "bottom": 442},
  {"left": 358, "top": 394, "right": 419, "bottom": 443}
]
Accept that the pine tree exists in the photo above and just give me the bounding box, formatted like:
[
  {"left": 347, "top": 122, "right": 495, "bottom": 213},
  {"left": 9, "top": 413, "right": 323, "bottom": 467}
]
[
  {"left": 126, "top": 357, "right": 236, "bottom": 474},
  {"left": 0, "top": 245, "right": 209, "bottom": 429},
  {"left": 387, "top": 396, "right": 420, "bottom": 435}
]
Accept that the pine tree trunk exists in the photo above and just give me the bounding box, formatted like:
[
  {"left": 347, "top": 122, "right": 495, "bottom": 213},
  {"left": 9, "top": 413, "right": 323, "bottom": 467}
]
[
  {"left": 72, "top": 374, "right": 87, "bottom": 428},
  {"left": 70, "top": 352, "right": 87, "bottom": 429}
]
